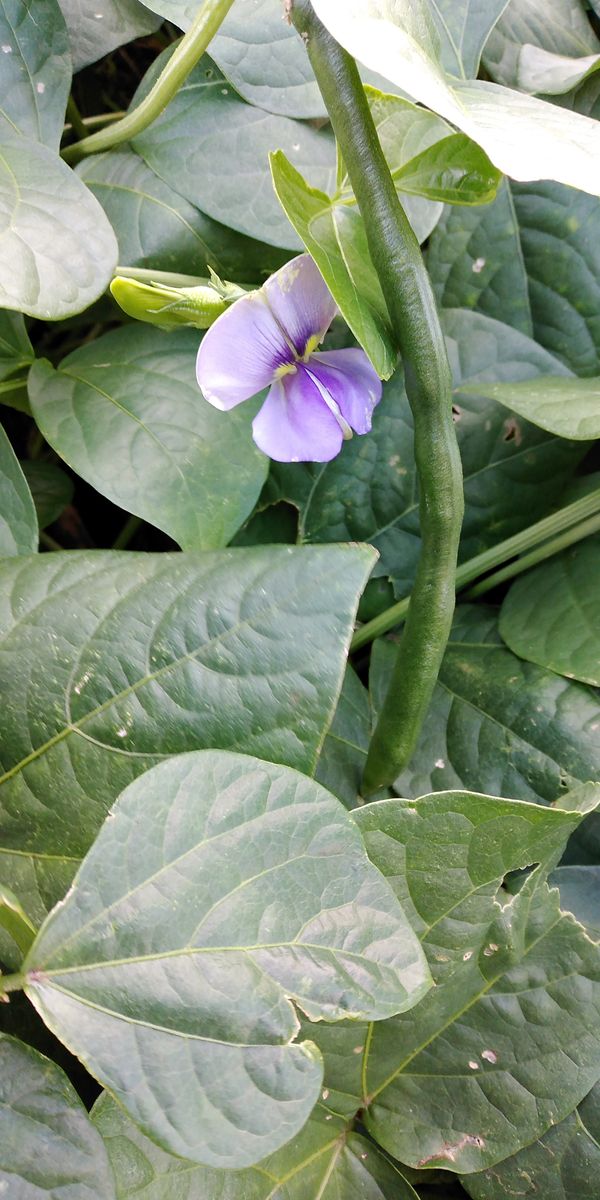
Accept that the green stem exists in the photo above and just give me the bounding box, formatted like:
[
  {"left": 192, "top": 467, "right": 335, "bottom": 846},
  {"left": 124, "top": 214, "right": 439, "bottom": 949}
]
[
  {"left": 66, "top": 96, "right": 87, "bottom": 141},
  {"left": 39, "top": 531, "right": 63, "bottom": 552},
  {"left": 64, "top": 110, "right": 126, "bottom": 135},
  {"left": 464, "top": 512, "right": 600, "bottom": 598},
  {"left": 61, "top": 0, "right": 236, "bottom": 165},
  {"left": 352, "top": 487, "right": 600, "bottom": 650},
  {"left": 113, "top": 515, "right": 142, "bottom": 550},
  {"left": 291, "top": 2, "right": 464, "bottom": 794},
  {"left": 0, "top": 972, "right": 26, "bottom": 995}
]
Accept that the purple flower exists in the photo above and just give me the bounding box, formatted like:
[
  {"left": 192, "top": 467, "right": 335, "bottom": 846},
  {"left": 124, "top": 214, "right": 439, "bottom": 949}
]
[{"left": 196, "top": 254, "right": 382, "bottom": 462}]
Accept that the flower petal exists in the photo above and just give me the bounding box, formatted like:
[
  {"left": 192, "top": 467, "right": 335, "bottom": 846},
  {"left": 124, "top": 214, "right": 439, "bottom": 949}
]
[
  {"left": 263, "top": 255, "right": 337, "bottom": 357},
  {"left": 309, "top": 349, "right": 383, "bottom": 434},
  {"left": 252, "top": 369, "right": 344, "bottom": 463},
  {"left": 196, "top": 291, "right": 292, "bottom": 410}
]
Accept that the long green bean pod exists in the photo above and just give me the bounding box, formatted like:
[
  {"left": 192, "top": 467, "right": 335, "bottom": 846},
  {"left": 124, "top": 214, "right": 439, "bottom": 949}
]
[{"left": 290, "top": 1, "right": 464, "bottom": 793}]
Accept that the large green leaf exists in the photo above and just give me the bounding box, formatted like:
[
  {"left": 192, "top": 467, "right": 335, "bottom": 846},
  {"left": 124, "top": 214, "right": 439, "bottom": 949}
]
[
  {"left": 312, "top": 0, "right": 600, "bottom": 196},
  {"left": 427, "top": 179, "right": 533, "bottom": 335},
  {"left": 374, "top": 606, "right": 600, "bottom": 802},
  {"left": 0, "top": 1033, "right": 115, "bottom": 1198},
  {"left": 0, "top": 132, "right": 118, "bottom": 319},
  {"left": 0, "top": 309, "right": 33, "bottom": 382},
  {"left": 77, "top": 147, "right": 288, "bottom": 281},
  {"left": 0, "top": 545, "right": 374, "bottom": 955},
  {"left": 0, "top": 423, "right": 37, "bottom": 555},
  {"left": 483, "top": 0, "right": 600, "bottom": 95},
  {"left": 20, "top": 460, "right": 74, "bottom": 530},
  {"left": 28, "top": 326, "right": 268, "bottom": 551},
  {"left": 93, "top": 1088, "right": 420, "bottom": 1199},
  {"left": 268, "top": 309, "right": 583, "bottom": 596},
  {"left": 459, "top": 374, "right": 600, "bottom": 438},
  {"left": 428, "top": 178, "right": 600, "bottom": 373},
  {"left": 344, "top": 787, "right": 600, "bottom": 1172},
  {"left": 24, "top": 750, "right": 430, "bottom": 1166},
  {"left": 463, "top": 1079, "right": 600, "bottom": 1199},
  {"left": 429, "top": 0, "right": 510, "bottom": 77},
  {"left": 499, "top": 536, "right": 600, "bottom": 686},
  {"left": 133, "top": 54, "right": 336, "bottom": 250},
  {"left": 0, "top": 0, "right": 70, "bottom": 148},
  {"left": 57, "top": 0, "right": 159, "bottom": 70}
]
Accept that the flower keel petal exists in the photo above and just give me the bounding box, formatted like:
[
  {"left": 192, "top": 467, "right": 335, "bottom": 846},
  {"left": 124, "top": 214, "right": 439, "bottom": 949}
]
[
  {"left": 263, "top": 255, "right": 337, "bottom": 358},
  {"left": 196, "top": 291, "right": 292, "bottom": 410},
  {"left": 252, "top": 370, "right": 344, "bottom": 463},
  {"left": 309, "top": 349, "right": 383, "bottom": 434}
]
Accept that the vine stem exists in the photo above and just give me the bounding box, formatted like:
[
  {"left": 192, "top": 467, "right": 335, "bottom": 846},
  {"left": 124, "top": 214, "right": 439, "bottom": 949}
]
[
  {"left": 61, "top": 0, "right": 236, "bottom": 165},
  {"left": 463, "top": 512, "right": 600, "bottom": 598},
  {"left": 352, "top": 487, "right": 600, "bottom": 650},
  {"left": 291, "top": 2, "right": 464, "bottom": 794}
]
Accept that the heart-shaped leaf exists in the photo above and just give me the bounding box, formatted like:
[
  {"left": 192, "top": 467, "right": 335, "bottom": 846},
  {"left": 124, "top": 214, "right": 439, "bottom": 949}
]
[
  {"left": 0, "top": 544, "right": 374, "bottom": 957},
  {"left": 28, "top": 325, "right": 268, "bottom": 551},
  {"left": 25, "top": 750, "right": 430, "bottom": 1166},
  {"left": 0, "top": 132, "right": 118, "bottom": 319},
  {"left": 0, "top": 1033, "right": 115, "bottom": 1198}
]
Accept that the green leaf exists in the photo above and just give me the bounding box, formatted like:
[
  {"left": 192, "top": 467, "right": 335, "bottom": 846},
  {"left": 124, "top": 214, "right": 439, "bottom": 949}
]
[
  {"left": 19, "top": 460, "right": 73, "bottom": 530},
  {"left": 459, "top": 374, "right": 600, "bottom": 438},
  {"left": 0, "top": 132, "right": 118, "bottom": 319},
  {"left": 0, "top": 882, "right": 36, "bottom": 954},
  {"left": 77, "top": 147, "right": 289, "bottom": 281},
  {"left": 28, "top": 326, "right": 268, "bottom": 551},
  {"left": 0, "top": 309, "right": 33, "bottom": 382},
  {"left": 0, "top": 545, "right": 374, "bottom": 952},
  {"left": 93, "top": 1088, "right": 420, "bottom": 1199},
  {"left": 312, "top": 0, "right": 600, "bottom": 196},
  {"left": 375, "top": 605, "right": 600, "bottom": 802},
  {"left": 0, "top": 0, "right": 70, "bottom": 148},
  {"left": 483, "top": 0, "right": 600, "bottom": 95},
  {"left": 499, "top": 536, "right": 600, "bottom": 686},
  {"left": 269, "top": 309, "right": 583, "bottom": 596},
  {"left": 315, "top": 666, "right": 371, "bottom": 809},
  {"left": 25, "top": 749, "right": 430, "bottom": 1166},
  {"left": 133, "top": 53, "right": 336, "bottom": 250},
  {"left": 392, "top": 133, "right": 501, "bottom": 204},
  {"left": 348, "top": 787, "right": 600, "bottom": 1172},
  {"left": 430, "top": 0, "right": 511, "bottom": 77},
  {"left": 548, "top": 865, "right": 600, "bottom": 939},
  {"left": 0, "top": 423, "right": 38, "bottom": 555},
  {"left": 462, "top": 1079, "right": 600, "bottom": 1199},
  {"left": 0, "top": 1033, "right": 115, "bottom": 1198},
  {"left": 57, "top": 0, "right": 160, "bottom": 71}
]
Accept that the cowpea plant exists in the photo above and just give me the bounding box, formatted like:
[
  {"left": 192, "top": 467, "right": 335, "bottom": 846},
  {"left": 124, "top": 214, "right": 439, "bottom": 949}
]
[{"left": 2, "top": 1, "right": 600, "bottom": 1197}]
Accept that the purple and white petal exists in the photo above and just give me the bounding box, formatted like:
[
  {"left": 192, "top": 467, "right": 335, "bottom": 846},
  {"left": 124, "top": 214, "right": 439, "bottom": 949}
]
[
  {"left": 309, "top": 348, "right": 382, "bottom": 434},
  {"left": 263, "top": 255, "right": 337, "bottom": 358},
  {"left": 252, "top": 368, "right": 344, "bottom": 463},
  {"left": 196, "top": 291, "right": 293, "bottom": 410}
]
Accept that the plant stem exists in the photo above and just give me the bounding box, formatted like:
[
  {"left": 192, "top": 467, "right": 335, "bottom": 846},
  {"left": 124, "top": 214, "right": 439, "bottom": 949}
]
[
  {"left": 66, "top": 96, "right": 87, "bottom": 141},
  {"left": 39, "top": 531, "right": 64, "bottom": 552},
  {"left": 0, "top": 972, "right": 26, "bottom": 995},
  {"left": 113, "top": 515, "right": 142, "bottom": 550},
  {"left": 464, "top": 512, "right": 600, "bottom": 598},
  {"left": 61, "top": 0, "right": 236, "bottom": 165},
  {"left": 351, "top": 486, "right": 600, "bottom": 649},
  {"left": 291, "top": 2, "right": 464, "bottom": 794},
  {"left": 64, "top": 110, "right": 126, "bottom": 135}
]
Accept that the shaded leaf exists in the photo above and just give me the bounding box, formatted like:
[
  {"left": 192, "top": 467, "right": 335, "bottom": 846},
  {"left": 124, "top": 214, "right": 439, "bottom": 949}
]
[
  {"left": 483, "top": 0, "right": 600, "bottom": 95},
  {"left": 0, "top": 423, "right": 38, "bottom": 554},
  {"left": 549, "top": 865, "right": 600, "bottom": 939},
  {"left": 429, "top": 0, "right": 510, "bottom": 77},
  {"left": 0, "top": 132, "right": 118, "bottom": 319},
  {"left": 57, "top": 0, "right": 159, "bottom": 71},
  {"left": 77, "top": 147, "right": 288, "bottom": 281},
  {"left": 316, "top": 666, "right": 371, "bottom": 809},
  {"left": 0, "top": 882, "right": 36, "bottom": 954},
  {"left": 28, "top": 325, "right": 268, "bottom": 551},
  {"left": 0, "top": 1033, "right": 115, "bottom": 1198},
  {"left": 133, "top": 53, "right": 336, "bottom": 250},
  {"left": 0, "top": 545, "right": 374, "bottom": 956},
  {"left": 0, "top": 0, "right": 70, "bottom": 148},
  {"left": 20, "top": 460, "right": 74, "bottom": 530},
  {"left": 25, "top": 749, "right": 430, "bottom": 1166},
  {"left": 463, "top": 1079, "right": 600, "bottom": 1199},
  {"left": 499, "top": 537, "right": 600, "bottom": 685},
  {"left": 0, "top": 309, "right": 33, "bottom": 382},
  {"left": 376, "top": 605, "right": 600, "bottom": 802}
]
